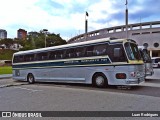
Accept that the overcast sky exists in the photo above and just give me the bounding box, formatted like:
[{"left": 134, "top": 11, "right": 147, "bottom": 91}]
[{"left": 0, "top": 0, "right": 159, "bottom": 40}]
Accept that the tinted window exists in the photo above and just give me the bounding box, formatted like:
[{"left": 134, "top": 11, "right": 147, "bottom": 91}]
[
  {"left": 13, "top": 55, "right": 24, "bottom": 63},
  {"left": 108, "top": 44, "right": 127, "bottom": 62},
  {"left": 24, "top": 54, "right": 35, "bottom": 62},
  {"left": 54, "top": 50, "right": 65, "bottom": 59},
  {"left": 36, "top": 52, "right": 48, "bottom": 61},
  {"left": 93, "top": 44, "right": 107, "bottom": 56},
  {"left": 65, "top": 48, "right": 76, "bottom": 58},
  {"left": 125, "top": 43, "right": 141, "bottom": 60}
]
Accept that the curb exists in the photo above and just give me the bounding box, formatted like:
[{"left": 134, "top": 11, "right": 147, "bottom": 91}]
[
  {"left": 0, "top": 74, "right": 12, "bottom": 79},
  {"left": 0, "top": 83, "right": 28, "bottom": 88}
]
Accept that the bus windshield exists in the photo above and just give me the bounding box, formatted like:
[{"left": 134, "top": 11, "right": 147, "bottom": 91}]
[
  {"left": 125, "top": 42, "right": 141, "bottom": 60},
  {"left": 140, "top": 49, "right": 151, "bottom": 63}
]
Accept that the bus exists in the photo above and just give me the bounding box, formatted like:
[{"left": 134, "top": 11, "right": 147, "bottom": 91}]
[
  {"left": 138, "top": 46, "right": 154, "bottom": 76},
  {"left": 12, "top": 38, "right": 145, "bottom": 88}
]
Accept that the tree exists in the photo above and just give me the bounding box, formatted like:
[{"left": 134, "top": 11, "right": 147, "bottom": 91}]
[
  {"left": 0, "top": 38, "right": 14, "bottom": 48},
  {"left": 19, "top": 31, "right": 67, "bottom": 51}
]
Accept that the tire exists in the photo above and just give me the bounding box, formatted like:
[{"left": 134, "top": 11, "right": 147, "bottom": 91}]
[
  {"left": 92, "top": 73, "right": 108, "bottom": 88},
  {"left": 27, "top": 73, "right": 35, "bottom": 84}
]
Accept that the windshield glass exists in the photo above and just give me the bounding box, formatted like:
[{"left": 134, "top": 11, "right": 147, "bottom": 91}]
[
  {"left": 139, "top": 49, "right": 151, "bottom": 63},
  {"left": 125, "top": 42, "right": 142, "bottom": 60}
]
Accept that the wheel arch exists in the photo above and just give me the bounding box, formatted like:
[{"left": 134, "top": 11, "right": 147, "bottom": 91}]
[
  {"left": 92, "top": 72, "right": 108, "bottom": 87},
  {"left": 27, "top": 73, "right": 35, "bottom": 84}
]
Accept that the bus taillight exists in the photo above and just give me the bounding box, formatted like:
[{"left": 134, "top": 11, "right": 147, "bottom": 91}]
[{"left": 116, "top": 73, "right": 126, "bottom": 79}]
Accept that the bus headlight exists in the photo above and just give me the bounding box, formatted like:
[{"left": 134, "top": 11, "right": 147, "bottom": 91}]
[
  {"left": 130, "top": 72, "right": 141, "bottom": 77},
  {"left": 130, "top": 72, "right": 136, "bottom": 77}
]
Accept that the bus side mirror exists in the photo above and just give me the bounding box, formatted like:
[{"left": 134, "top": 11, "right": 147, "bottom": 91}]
[{"left": 114, "top": 48, "right": 122, "bottom": 58}]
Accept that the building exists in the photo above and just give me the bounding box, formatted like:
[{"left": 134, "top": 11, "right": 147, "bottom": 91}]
[
  {"left": 28, "top": 31, "right": 39, "bottom": 37},
  {"left": 68, "top": 21, "right": 160, "bottom": 57},
  {"left": 17, "top": 29, "right": 27, "bottom": 39},
  {"left": 0, "top": 29, "right": 7, "bottom": 39}
]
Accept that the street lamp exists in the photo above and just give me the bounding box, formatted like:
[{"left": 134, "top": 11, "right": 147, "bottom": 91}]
[{"left": 43, "top": 29, "right": 48, "bottom": 47}]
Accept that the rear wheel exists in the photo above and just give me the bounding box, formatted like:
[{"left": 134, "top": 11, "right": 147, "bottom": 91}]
[
  {"left": 92, "top": 73, "right": 108, "bottom": 88},
  {"left": 27, "top": 73, "right": 35, "bottom": 84}
]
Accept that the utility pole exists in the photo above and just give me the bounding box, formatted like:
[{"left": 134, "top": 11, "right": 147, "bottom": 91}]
[
  {"left": 85, "top": 11, "right": 89, "bottom": 41},
  {"left": 43, "top": 29, "right": 48, "bottom": 47},
  {"left": 125, "top": 0, "right": 128, "bottom": 39}
]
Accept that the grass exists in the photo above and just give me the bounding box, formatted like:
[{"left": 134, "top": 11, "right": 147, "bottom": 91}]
[{"left": 0, "top": 66, "right": 12, "bottom": 75}]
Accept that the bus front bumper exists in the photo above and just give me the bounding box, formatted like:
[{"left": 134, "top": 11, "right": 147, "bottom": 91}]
[{"left": 126, "top": 77, "right": 145, "bottom": 85}]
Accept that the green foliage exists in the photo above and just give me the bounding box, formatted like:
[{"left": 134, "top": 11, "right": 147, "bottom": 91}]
[
  {"left": 0, "top": 31, "right": 67, "bottom": 58},
  {"left": 0, "top": 38, "right": 14, "bottom": 48},
  {"left": 0, "top": 49, "right": 17, "bottom": 60},
  {"left": 0, "top": 66, "right": 12, "bottom": 75},
  {"left": 20, "top": 32, "right": 67, "bottom": 50}
]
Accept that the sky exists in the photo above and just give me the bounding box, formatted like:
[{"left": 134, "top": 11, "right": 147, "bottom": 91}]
[{"left": 0, "top": 0, "right": 160, "bottom": 40}]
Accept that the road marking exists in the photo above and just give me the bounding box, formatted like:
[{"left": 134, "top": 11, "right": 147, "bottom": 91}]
[{"left": 13, "top": 86, "right": 43, "bottom": 92}]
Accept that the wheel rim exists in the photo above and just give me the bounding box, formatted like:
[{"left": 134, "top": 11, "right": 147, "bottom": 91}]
[
  {"left": 95, "top": 76, "right": 104, "bottom": 86},
  {"left": 28, "top": 75, "right": 34, "bottom": 83}
]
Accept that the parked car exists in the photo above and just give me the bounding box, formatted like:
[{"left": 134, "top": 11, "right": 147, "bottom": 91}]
[{"left": 151, "top": 57, "right": 160, "bottom": 68}]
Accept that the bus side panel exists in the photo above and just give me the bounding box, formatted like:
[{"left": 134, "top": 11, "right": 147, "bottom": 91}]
[
  {"left": 32, "top": 67, "right": 66, "bottom": 81},
  {"left": 12, "top": 69, "right": 27, "bottom": 81},
  {"left": 83, "top": 66, "right": 114, "bottom": 84},
  {"left": 65, "top": 67, "right": 86, "bottom": 81}
]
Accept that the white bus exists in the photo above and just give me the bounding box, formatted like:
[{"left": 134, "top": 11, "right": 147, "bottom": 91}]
[
  {"left": 12, "top": 38, "right": 145, "bottom": 87},
  {"left": 138, "top": 46, "right": 154, "bottom": 76}
]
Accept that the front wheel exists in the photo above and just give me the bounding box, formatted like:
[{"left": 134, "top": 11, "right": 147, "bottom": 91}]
[
  {"left": 92, "top": 73, "right": 108, "bottom": 88},
  {"left": 27, "top": 73, "right": 35, "bottom": 84}
]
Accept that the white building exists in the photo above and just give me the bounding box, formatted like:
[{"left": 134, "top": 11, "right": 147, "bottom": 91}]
[{"left": 68, "top": 21, "right": 160, "bottom": 57}]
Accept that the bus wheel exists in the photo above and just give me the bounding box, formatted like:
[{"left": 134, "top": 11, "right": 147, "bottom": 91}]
[
  {"left": 27, "top": 73, "right": 35, "bottom": 84},
  {"left": 92, "top": 73, "right": 108, "bottom": 88}
]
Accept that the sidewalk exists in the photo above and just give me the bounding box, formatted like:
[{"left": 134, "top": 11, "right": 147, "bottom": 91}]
[
  {"left": 0, "top": 74, "right": 27, "bottom": 88},
  {"left": 0, "top": 74, "right": 12, "bottom": 79}
]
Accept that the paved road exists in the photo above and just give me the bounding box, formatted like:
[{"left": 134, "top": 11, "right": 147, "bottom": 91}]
[{"left": 0, "top": 69, "right": 160, "bottom": 120}]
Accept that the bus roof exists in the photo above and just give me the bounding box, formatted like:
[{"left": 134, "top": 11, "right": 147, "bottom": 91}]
[{"left": 14, "top": 37, "right": 130, "bottom": 55}]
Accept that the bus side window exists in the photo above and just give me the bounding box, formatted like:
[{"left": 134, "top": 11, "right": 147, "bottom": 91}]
[
  {"left": 108, "top": 44, "right": 127, "bottom": 62},
  {"left": 49, "top": 51, "right": 55, "bottom": 60},
  {"left": 75, "top": 47, "right": 86, "bottom": 57},
  {"left": 93, "top": 44, "right": 108, "bottom": 56},
  {"left": 37, "top": 52, "right": 48, "bottom": 61},
  {"left": 86, "top": 46, "right": 94, "bottom": 57},
  {"left": 55, "top": 50, "right": 64, "bottom": 59},
  {"left": 65, "top": 49, "right": 76, "bottom": 58},
  {"left": 13, "top": 56, "right": 18, "bottom": 63},
  {"left": 24, "top": 54, "right": 35, "bottom": 62},
  {"left": 19, "top": 55, "right": 24, "bottom": 62}
]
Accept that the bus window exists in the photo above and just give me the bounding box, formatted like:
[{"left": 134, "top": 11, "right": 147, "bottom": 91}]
[
  {"left": 75, "top": 47, "right": 86, "bottom": 57},
  {"left": 125, "top": 43, "right": 141, "bottom": 60},
  {"left": 18, "top": 55, "right": 24, "bottom": 63},
  {"left": 93, "top": 44, "right": 107, "bottom": 56},
  {"left": 108, "top": 44, "right": 126, "bottom": 62},
  {"left": 54, "top": 50, "right": 64, "bottom": 59},
  {"left": 37, "top": 52, "right": 48, "bottom": 61},
  {"left": 49, "top": 51, "right": 55, "bottom": 60},
  {"left": 65, "top": 48, "right": 76, "bottom": 58},
  {"left": 86, "top": 46, "right": 94, "bottom": 56},
  {"left": 24, "top": 54, "right": 35, "bottom": 62}
]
